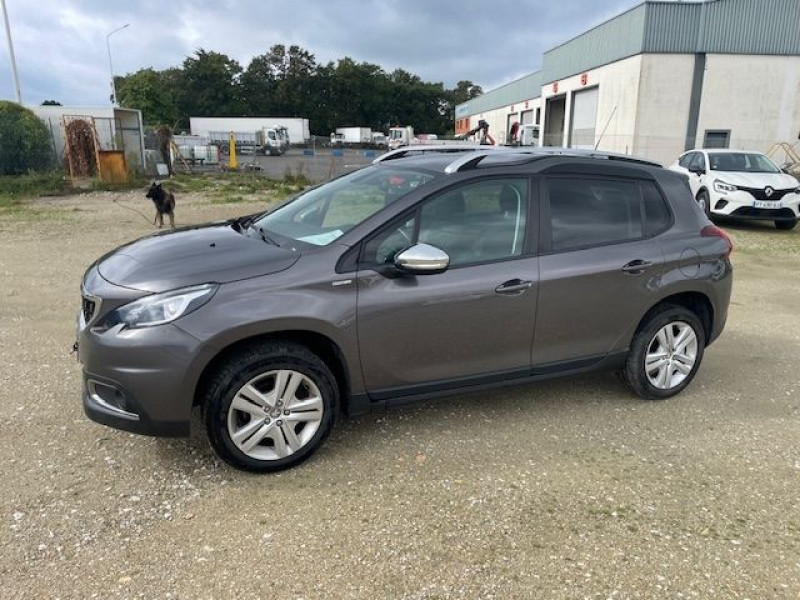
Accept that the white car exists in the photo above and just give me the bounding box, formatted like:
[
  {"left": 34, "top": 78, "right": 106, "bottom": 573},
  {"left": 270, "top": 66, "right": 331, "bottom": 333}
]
[{"left": 670, "top": 149, "right": 800, "bottom": 230}]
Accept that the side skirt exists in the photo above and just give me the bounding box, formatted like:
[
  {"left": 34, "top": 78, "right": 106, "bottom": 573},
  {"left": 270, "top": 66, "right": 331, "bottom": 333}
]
[{"left": 348, "top": 351, "right": 628, "bottom": 415}]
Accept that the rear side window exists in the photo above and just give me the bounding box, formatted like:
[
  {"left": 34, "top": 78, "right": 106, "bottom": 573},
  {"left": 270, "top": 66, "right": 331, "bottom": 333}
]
[
  {"left": 642, "top": 182, "right": 671, "bottom": 236},
  {"left": 546, "top": 178, "right": 643, "bottom": 252}
]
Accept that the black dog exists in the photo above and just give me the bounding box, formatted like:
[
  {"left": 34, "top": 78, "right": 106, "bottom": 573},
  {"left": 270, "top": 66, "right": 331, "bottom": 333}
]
[{"left": 145, "top": 182, "right": 176, "bottom": 229}]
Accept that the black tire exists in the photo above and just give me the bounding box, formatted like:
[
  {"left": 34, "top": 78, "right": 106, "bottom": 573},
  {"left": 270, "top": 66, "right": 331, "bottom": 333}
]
[
  {"left": 621, "top": 304, "right": 706, "bottom": 400},
  {"left": 696, "top": 190, "right": 711, "bottom": 218},
  {"left": 775, "top": 219, "right": 797, "bottom": 231},
  {"left": 202, "top": 340, "right": 338, "bottom": 472}
]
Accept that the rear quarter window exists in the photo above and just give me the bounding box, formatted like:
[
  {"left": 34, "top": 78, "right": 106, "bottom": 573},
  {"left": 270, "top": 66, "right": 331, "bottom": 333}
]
[{"left": 642, "top": 181, "right": 672, "bottom": 237}]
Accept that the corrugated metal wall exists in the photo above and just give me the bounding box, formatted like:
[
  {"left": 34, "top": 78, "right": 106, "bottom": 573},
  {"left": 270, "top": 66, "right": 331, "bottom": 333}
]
[
  {"left": 644, "top": 0, "right": 800, "bottom": 54},
  {"left": 541, "top": 4, "right": 647, "bottom": 84},
  {"left": 455, "top": 71, "right": 541, "bottom": 117}
]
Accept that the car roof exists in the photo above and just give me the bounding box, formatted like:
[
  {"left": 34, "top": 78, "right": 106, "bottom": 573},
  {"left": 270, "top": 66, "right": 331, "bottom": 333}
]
[
  {"left": 690, "top": 149, "right": 766, "bottom": 155},
  {"left": 375, "top": 147, "right": 662, "bottom": 175}
]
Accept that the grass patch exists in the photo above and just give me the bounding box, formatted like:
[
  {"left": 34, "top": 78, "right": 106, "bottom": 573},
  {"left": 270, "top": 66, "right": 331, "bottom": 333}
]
[
  {"left": 165, "top": 170, "right": 310, "bottom": 201},
  {"left": 0, "top": 171, "right": 149, "bottom": 211},
  {"left": 0, "top": 171, "right": 69, "bottom": 208}
]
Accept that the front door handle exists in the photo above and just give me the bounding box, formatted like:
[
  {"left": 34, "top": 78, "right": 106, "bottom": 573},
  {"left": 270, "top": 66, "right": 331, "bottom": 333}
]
[
  {"left": 622, "top": 260, "right": 654, "bottom": 275},
  {"left": 495, "top": 279, "right": 534, "bottom": 295}
]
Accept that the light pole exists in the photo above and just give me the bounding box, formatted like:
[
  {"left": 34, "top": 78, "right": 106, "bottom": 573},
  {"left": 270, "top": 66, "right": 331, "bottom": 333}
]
[
  {"left": 1, "top": 0, "right": 21, "bottom": 103},
  {"left": 106, "top": 23, "right": 129, "bottom": 105}
]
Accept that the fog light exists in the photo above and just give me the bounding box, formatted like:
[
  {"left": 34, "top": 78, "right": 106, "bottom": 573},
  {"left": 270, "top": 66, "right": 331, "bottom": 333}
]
[{"left": 88, "top": 380, "right": 138, "bottom": 419}]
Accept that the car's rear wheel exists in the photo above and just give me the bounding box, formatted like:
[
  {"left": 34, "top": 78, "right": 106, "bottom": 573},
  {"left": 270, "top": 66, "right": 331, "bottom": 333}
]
[
  {"left": 202, "top": 341, "right": 337, "bottom": 472},
  {"left": 696, "top": 190, "right": 711, "bottom": 217},
  {"left": 622, "top": 305, "right": 706, "bottom": 400},
  {"left": 775, "top": 219, "right": 797, "bottom": 230}
]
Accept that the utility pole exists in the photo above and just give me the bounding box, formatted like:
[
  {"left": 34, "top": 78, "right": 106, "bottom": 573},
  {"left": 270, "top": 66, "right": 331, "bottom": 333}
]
[
  {"left": 106, "top": 23, "right": 129, "bottom": 105},
  {"left": 1, "top": 0, "right": 21, "bottom": 103}
]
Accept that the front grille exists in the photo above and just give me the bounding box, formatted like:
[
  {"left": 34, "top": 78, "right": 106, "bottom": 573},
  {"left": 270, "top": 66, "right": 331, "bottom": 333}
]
[
  {"left": 731, "top": 206, "right": 796, "bottom": 220},
  {"left": 82, "top": 296, "right": 97, "bottom": 323},
  {"left": 737, "top": 186, "right": 795, "bottom": 201}
]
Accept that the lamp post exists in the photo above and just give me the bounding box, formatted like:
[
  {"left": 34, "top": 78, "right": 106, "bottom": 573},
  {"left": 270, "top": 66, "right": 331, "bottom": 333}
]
[
  {"left": 106, "top": 23, "right": 129, "bottom": 105},
  {"left": 1, "top": 0, "right": 21, "bottom": 103}
]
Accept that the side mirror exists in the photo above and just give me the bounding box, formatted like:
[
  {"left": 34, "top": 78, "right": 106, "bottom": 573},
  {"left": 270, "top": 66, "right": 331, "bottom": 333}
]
[{"left": 394, "top": 243, "right": 450, "bottom": 275}]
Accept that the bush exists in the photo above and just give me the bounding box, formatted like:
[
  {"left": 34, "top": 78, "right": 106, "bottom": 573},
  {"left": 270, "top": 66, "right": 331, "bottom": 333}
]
[{"left": 0, "top": 101, "right": 53, "bottom": 175}]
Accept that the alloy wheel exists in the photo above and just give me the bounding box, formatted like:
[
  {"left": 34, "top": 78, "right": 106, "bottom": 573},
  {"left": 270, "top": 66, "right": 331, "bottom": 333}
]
[
  {"left": 226, "top": 370, "right": 324, "bottom": 461},
  {"left": 644, "top": 321, "right": 698, "bottom": 390}
]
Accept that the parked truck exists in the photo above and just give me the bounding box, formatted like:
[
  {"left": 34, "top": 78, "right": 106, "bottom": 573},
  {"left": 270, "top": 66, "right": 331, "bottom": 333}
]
[
  {"left": 518, "top": 124, "right": 540, "bottom": 147},
  {"left": 388, "top": 126, "right": 478, "bottom": 150},
  {"left": 334, "top": 127, "right": 372, "bottom": 145},
  {"left": 190, "top": 117, "right": 310, "bottom": 145}
]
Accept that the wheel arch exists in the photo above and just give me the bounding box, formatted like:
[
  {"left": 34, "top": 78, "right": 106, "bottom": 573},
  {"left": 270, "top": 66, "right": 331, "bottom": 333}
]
[
  {"left": 193, "top": 330, "right": 353, "bottom": 414},
  {"left": 637, "top": 291, "right": 714, "bottom": 345}
]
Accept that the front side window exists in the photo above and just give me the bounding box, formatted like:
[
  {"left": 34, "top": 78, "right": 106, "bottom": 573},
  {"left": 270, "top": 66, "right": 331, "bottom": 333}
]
[
  {"left": 688, "top": 153, "right": 706, "bottom": 173},
  {"left": 547, "top": 178, "right": 643, "bottom": 252},
  {"left": 363, "top": 178, "right": 530, "bottom": 268},
  {"left": 256, "top": 166, "right": 435, "bottom": 246},
  {"left": 708, "top": 152, "right": 780, "bottom": 174},
  {"left": 678, "top": 153, "right": 694, "bottom": 169}
]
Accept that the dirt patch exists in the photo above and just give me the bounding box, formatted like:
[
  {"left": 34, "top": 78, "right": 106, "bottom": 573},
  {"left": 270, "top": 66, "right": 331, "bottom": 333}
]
[{"left": 1, "top": 193, "right": 799, "bottom": 599}]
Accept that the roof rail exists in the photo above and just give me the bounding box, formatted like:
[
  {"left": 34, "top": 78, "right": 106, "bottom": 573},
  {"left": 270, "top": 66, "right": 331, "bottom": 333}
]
[
  {"left": 372, "top": 144, "right": 503, "bottom": 164},
  {"left": 443, "top": 147, "right": 661, "bottom": 174}
]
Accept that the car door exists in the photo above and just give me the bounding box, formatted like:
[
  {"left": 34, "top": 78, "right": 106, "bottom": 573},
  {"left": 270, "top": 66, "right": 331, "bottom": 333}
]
[
  {"left": 356, "top": 177, "right": 539, "bottom": 396},
  {"left": 532, "top": 174, "right": 665, "bottom": 367}
]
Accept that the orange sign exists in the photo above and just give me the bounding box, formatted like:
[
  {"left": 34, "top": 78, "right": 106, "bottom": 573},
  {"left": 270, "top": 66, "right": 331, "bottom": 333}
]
[
  {"left": 580, "top": 73, "right": 588, "bottom": 86},
  {"left": 552, "top": 82, "right": 559, "bottom": 94}
]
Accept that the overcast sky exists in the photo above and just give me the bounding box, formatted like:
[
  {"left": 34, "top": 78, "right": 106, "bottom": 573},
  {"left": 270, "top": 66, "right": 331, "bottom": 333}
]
[{"left": 2, "top": 0, "right": 641, "bottom": 106}]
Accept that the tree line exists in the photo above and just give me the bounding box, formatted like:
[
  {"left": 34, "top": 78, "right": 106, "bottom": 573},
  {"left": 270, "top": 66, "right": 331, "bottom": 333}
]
[{"left": 115, "top": 45, "right": 483, "bottom": 136}]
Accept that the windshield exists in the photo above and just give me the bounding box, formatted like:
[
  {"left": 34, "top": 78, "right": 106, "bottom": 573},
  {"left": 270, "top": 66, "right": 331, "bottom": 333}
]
[
  {"left": 708, "top": 152, "right": 780, "bottom": 173},
  {"left": 255, "top": 166, "right": 436, "bottom": 246}
]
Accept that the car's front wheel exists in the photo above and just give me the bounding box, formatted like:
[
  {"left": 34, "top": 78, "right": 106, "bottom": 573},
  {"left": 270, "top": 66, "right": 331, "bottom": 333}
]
[
  {"left": 202, "top": 341, "right": 338, "bottom": 472},
  {"left": 696, "top": 190, "right": 711, "bottom": 217},
  {"left": 775, "top": 219, "right": 797, "bottom": 231},
  {"left": 622, "top": 305, "right": 706, "bottom": 400}
]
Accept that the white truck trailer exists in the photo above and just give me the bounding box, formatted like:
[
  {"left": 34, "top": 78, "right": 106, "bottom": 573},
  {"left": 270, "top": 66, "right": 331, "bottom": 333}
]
[
  {"left": 388, "top": 126, "right": 479, "bottom": 151},
  {"left": 335, "top": 127, "right": 372, "bottom": 145},
  {"left": 190, "top": 117, "right": 311, "bottom": 145}
]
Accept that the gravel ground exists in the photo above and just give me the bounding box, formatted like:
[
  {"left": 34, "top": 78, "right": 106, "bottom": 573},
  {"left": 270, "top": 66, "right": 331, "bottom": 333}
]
[{"left": 1, "top": 190, "right": 799, "bottom": 599}]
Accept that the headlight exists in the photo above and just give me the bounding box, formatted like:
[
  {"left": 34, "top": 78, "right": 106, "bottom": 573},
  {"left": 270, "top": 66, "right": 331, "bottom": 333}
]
[
  {"left": 99, "top": 284, "right": 218, "bottom": 330},
  {"left": 714, "top": 180, "right": 737, "bottom": 194}
]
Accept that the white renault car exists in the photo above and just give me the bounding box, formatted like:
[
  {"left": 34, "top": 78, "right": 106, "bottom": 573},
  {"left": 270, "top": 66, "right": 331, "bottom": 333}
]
[{"left": 670, "top": 149, "right": 800, "bottom": 230}]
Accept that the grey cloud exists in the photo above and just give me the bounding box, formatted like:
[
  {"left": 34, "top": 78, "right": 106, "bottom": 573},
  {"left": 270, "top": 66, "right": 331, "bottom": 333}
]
[{"left": 0, "top": 0, "right": 637, "bottom": 105}]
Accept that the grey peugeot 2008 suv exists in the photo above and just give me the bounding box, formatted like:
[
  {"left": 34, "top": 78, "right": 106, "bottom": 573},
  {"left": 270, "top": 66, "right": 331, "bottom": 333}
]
[{"left": 78, "top": 147, "right": 733, "bottom": 472}]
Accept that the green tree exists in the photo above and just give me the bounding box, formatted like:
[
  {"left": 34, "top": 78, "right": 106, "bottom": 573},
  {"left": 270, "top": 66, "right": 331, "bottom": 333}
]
[
  {"left": 175, "top": 50, "right": 243, "bottom": 125},
  {"left": 116, "top": 68, "right": 179, "bottom": 126},
  {"left": 0, "top": 102, "right": 52, "bottom": 175}
]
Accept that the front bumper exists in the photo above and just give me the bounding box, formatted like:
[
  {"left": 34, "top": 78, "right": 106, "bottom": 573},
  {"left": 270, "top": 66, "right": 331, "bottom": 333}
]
[
  {"left": 710, "top": 190, "right": 800, "bottom": 221},
  {"left": 78, "top": 319, "right": 203, "bottom": 438}
]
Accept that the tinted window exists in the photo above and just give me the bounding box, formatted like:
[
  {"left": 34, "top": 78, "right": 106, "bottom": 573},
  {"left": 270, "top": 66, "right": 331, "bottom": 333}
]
[
  {"left": 678, "top": 153, "right": 694, "bottom": 169},
  {"left": 362, "top": 178, "right": 529, "bottom": 268},
  {"left": 547, "top": 178, "right": 643, "bottom": 252},
  {"left": 642, "top": 182, "right": 671, "bottom": 236},
  {"left": 688, "top": 153, "right": 706, "bottom": 172}
]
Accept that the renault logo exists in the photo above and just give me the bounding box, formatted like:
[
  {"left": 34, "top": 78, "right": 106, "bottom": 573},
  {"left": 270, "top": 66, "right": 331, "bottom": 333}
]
[{"left": 765, "top": 186, "right": 774, "bottom": 198}]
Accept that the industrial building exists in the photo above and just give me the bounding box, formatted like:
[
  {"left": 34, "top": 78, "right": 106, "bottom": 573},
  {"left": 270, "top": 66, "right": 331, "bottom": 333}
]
[{"left": 455, "top": 0, "right": 800, "bottom": 165}]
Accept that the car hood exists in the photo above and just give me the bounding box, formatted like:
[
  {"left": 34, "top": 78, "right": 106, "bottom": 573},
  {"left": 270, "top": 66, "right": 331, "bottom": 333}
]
[
  {"left": 713, "top": 171, "right": 799, "bottom": 189},
  {"left": 97, "top": 221, "right": 300, "bottom": 293}
]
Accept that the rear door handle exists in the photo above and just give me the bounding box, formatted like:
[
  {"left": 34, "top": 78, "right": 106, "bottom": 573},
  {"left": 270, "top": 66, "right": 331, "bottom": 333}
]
[
  {"left": 622, "top": 260, "right": 654, "bottom": 275},
  {"left": 495, "top": 279, "right": 534, "bottom": 295}
]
